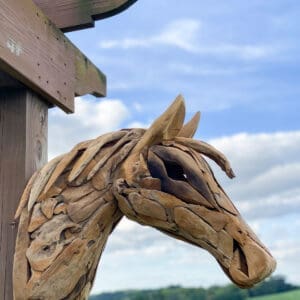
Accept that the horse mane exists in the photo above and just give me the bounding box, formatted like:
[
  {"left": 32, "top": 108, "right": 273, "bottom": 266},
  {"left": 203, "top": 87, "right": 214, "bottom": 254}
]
[{"left": 15, "top": 128, "right": 146, "bottom": 217}]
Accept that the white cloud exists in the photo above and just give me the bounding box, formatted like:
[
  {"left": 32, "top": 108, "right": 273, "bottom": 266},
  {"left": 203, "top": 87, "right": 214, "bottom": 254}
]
[
  {"left": 98, "top": 18, "right": 275, "bottom": 59},
  {"left": 204, "top": 44, "right": 273, "bottom": 60},
  {"left": 168, "top": 63, "right": 256, "bottom": 76},
  {"left": 48, "top": 97, "right": 130, "bottom": 158},
  {"left": 116, "top": 218, "right": 138, "bottom": 232},
  {"left": 237, "top": 188, "right": 300, "bottom": 219},
  {"left": 155, "top": 19, "right": 200, "bottom": 52},
  {"left": 273, "top": 239, "right": 300, "bottom": 260},
  {"left": 127, "top": 121, "right": 150, "bottom": 129},
  {"left": 133, "top": 102, "right": 143, "bottom": 112},
  {"left": 99, "top": 19, "right": 201, "bottom": 52},
  {"left": 209, "top": 131, "right": 300, "bottom": 183},
  {"left": 208, "top": 131, "right": 300, "bottom": 219}
]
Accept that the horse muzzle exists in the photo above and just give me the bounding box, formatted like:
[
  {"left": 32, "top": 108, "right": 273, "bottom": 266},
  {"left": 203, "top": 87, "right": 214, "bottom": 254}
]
[{"left": 220, "top": 217, "right": 277, "bottom": 288}]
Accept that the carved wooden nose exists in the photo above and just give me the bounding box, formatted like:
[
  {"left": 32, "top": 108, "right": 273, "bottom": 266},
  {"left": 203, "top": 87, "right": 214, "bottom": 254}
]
[{"left": 228, "top": 240, "right": 277, "bottom": 288}]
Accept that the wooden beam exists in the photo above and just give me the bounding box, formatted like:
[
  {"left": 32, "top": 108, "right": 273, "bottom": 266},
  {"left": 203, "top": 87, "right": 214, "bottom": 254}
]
[
  {"left": 0, "top": 0, "right": 106, "bottom": 113},
  {"left": 0, "top": 88, "right": 48, "bottom": 300},
  {"left": 33, "top": 0, "right": 138, "bottom": 32}
]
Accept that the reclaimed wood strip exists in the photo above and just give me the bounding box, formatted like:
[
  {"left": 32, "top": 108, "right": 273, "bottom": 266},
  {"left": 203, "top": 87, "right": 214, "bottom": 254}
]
[
  {"left": 69, "top": 131, "right": 126, "bottom": 182},
  {"left": 43, "top": 139, "right": 93, "bottom": 195},
  {"left": 28, "top": 154, "right": 64, "bottom": 212},
  {"left": 175, "top": 136, "right": 236, "bottom": 178},
  {"left": 178, "top": 111, "right": 200, "bottom": 138}
]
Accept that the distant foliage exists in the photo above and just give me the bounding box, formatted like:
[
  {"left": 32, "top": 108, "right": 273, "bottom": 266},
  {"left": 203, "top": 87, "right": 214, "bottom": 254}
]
[
  {"left": 89, "top": 276, "right": 298, "bottom": 300},
  {"left": 249, "top": 289, "right": 300, "bottom": 300},
  {"left": 248, "top": 275, "right": 297, "bottom": 297}
]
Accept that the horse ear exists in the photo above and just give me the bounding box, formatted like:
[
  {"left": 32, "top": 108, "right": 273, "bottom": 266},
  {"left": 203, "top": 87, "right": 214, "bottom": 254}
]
[
  {"left": 133, "top": 94, "right": 186, "bottom": 153},
  {"left": 177, "top": 111, "right": 201, "bottom": 138}
]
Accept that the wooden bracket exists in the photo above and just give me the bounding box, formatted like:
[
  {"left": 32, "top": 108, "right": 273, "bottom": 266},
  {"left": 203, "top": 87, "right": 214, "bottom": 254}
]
[
  {"left": 0, "top": 0, "right": 107, "bottom": 113},
  {"left": 33, "top": 0, "right": 138, "bottom": 32}
]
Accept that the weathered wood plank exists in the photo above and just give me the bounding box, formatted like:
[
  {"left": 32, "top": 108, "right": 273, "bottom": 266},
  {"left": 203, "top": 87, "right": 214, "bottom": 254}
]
[
  {"left": 0, "top": 88, "right": 47, "bottom": 300},
  {"left": 0, "top": 0, "right": 106, "bottom": 113},
  {"left": 33, "top": 0, "right": 138, "bottom": 32}
]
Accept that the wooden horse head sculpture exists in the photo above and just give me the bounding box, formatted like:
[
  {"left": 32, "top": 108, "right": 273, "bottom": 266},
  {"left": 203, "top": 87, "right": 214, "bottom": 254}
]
[{"left": 13, "top": 95, "right": 276, "bottom": 299}]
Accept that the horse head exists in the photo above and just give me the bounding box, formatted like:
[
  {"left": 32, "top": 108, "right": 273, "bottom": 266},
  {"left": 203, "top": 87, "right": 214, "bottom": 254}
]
[
  {"left": 14, "top": 95, "right": 276, "bottom": 299},
  {"left": 115, "top": 95, "right": 276, "bottom": 288}
]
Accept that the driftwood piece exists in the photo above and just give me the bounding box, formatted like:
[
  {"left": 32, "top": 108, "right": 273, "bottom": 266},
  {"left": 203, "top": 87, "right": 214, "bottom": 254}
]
[
  {"left": 15, "top": 171, "right": 39, "bottom": 219},
  {"left": 175, "top": 136, "right": 236, "bottom": 179},
  {"left": 13, "top": 210, "right": 30, "bottom": 300},
  {"left": 178, "top": 111, "right": 201, "bottom": 138},
  {"left": 14, "top": 96, "right": 276, "bottom": 299},
  {"left": 69, "top": 131, "right": 126, "bottom": 182},
  {"left": 53, "top": 203, "right": 67, "bottom": 215},
  {"left": 28, "top": 203, "right": 48, "bottom": 233},
  {"left": 40, "top": 197, "right": 57, "bottom": 219},
  {"left": 67, "top": 194, "right": 105, "bottom": 223},
  {"left": 28, "top": 154, "right": 64, "bottom": 211},
  {"left": 92, "top": 136, "right": 141, "bottom": 190},
  {"left": 44, "top": 140, "right": 93, "bottom": 194},
  {"left": 128, "top": 192, "right": 167, "bottom": 221}
]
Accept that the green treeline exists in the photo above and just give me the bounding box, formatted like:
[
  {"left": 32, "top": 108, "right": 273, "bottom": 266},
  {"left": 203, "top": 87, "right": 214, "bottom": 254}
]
[{"left": 89, "top": 276, "right": 298, "bottom": 300}]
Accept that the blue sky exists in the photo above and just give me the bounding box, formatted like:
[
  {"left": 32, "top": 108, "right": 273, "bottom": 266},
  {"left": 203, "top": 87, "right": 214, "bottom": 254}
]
[{"left": 48, "top": 0, "right": 300, "bottom": 294}]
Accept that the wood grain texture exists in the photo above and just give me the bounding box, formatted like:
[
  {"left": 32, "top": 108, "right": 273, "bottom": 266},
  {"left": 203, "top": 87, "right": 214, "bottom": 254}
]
[
  {"left": 33, "top": 0, "right": 138, "bottom": 32},
  {"left": 0, "top": 88, "right": 47, "bottom": 300},
  {"left": 14, "top": 96, "right": 276, "bottom": 299},
  {"left": 0, "top": 0, "right": 106, "bottom": 113}
]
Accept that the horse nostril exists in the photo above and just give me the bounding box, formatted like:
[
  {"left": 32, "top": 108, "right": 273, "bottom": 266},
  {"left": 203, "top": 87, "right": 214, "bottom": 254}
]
[{"left": 233, "top": 239, "right": 249, "bottom": 277}]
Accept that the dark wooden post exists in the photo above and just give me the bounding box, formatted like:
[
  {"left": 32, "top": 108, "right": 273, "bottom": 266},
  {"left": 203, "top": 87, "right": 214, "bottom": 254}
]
[{"left": 0, "top": 75, "right": 48, "bottom": 300}]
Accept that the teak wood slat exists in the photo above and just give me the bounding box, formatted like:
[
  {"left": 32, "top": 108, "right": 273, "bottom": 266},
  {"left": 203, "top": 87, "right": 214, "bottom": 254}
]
[
  {"left": 33, "top": 0, "right": 138, "bottom": 32},
  {"left": 0, "top": 88, "right": 48, "bottom": 300},
  {"left": 0, "top": 0, "right": 106, "bottom": 113}
]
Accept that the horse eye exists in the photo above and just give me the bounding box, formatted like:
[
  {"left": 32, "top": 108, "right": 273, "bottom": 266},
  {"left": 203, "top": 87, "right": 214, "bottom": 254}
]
[{"left": 163, "top": 160, "right": 188, "bottom": 182}]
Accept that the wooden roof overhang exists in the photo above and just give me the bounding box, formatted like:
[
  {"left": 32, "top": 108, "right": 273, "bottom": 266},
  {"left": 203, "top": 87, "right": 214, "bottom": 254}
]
[
  {"left": 33, "top": 0, "right": 138, "bottom": 32},
  {"left": 0, "top": 0, "right": 137, "bottom": 113}
]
